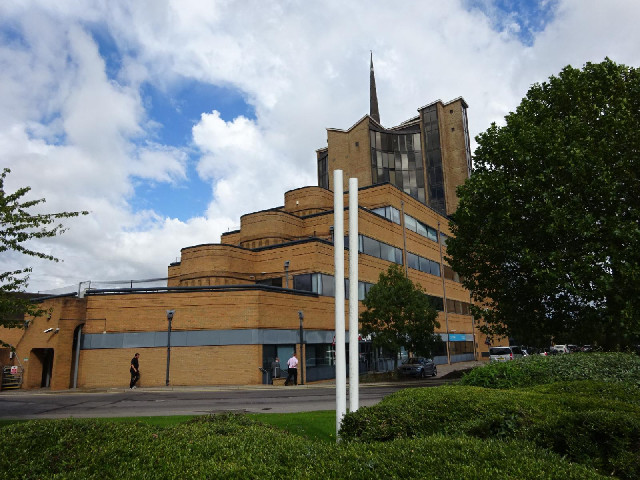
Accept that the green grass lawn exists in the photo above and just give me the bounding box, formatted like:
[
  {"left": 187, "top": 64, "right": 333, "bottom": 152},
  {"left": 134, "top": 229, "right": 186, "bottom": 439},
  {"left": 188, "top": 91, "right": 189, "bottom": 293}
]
[
  {"left": 1, "top": 411, "right": 336, "bottom": 441},
  {"left": 247, "top": 410, "right": 336, "bottom": 442}
]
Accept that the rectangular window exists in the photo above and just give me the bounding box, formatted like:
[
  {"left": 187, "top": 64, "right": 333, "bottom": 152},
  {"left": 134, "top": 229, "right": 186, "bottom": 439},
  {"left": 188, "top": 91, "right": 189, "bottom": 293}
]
[
  {"left": 321, "top": 274, "right": 335, "bottom": 297},
  {"left": 404, "top": 214, "right": 417, "bottom": 232},
  {"left": 391, "top": 207, "right": 401, "bottom": 224},
  {"left": 416, "top": 220, "right": 428, "bottom": 237},
  {"left": 380, "top": 242, "right": 395, "bottom": 263},
  {"left": 294, "top": 274, "right": 312, "bottom": 292},
  {"left": 413, "top": 133, "right": 421, "bottom": 150},
  {"left": 430, "top": 261, "right": 441, "bottom": 277}
]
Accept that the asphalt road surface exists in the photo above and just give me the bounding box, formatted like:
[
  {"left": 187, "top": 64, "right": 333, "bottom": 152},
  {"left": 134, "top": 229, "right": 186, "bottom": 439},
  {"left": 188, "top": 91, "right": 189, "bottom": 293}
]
[{"left": 0, "top": 379, "right": 451, "bottom": 419}]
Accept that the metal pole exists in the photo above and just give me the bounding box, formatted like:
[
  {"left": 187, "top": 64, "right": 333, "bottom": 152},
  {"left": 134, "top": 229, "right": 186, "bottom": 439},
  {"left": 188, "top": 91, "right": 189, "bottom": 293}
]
[
  {"left": 470, "top": 291, "right": 477, "bottom": 360},
  {"left": 72, "top": 324, "right": 82, "bottom": 389},
  {"left": 400, "top": 200, "right": 408, "bottom": 277},
  {"left": 334, "top": 170, "right": 346, "bottom": 441},
  {"left": 348, "top": 178, "right": 359, "bottom": 413},
  {"left": 166, "top": 310, "right": 174, "bottom": 386},
  {"left": 437, "top": 222, "right": 451, "bottom": 365},
  {"left": 299, "top": 310, "right": 304, "bottom": 385}
]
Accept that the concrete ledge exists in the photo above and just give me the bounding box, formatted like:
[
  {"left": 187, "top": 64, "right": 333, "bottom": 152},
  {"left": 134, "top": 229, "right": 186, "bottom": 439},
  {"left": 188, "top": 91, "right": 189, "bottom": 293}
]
[{"left": 272, "top": 378, "right": 286, "bottom": 386}]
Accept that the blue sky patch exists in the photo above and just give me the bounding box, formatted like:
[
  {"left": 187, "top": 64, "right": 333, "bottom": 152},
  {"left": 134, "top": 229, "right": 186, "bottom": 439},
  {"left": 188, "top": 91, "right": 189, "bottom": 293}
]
[
  {"left": 464, "top": 0, "right": 558, "bottom": 46},
  {"left": 89, "top": 27, "right": 255, "bottom": 221}
]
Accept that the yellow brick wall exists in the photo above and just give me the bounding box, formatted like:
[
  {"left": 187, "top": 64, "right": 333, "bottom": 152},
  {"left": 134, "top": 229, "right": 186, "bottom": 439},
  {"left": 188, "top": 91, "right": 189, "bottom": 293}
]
[
  {"left": 284, "top": 187, "right": 333, "bottom": 216},
  {"left": 437, "top": 99, "right": 471, "bottom": 216},
  {"left": 1, "top": 297, "right": 86, "bottom": 390},
  {"left": 77, "top": 344, "right": 263, "bottom": 388},
  {"left": 327, "top": 117, "right": 372, "bottom": 191}
]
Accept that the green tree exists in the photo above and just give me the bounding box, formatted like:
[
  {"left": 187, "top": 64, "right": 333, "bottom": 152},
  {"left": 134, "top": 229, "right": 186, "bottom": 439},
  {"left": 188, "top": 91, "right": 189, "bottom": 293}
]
[
  {"left": 447, "top": 59, "right": 640, "bottom": 350},
  {"left": 1, "top": 168, "right": 88, "bottom": 347},
  {"left": 360, "top": 264, "right": 441, "bottom": 367}
]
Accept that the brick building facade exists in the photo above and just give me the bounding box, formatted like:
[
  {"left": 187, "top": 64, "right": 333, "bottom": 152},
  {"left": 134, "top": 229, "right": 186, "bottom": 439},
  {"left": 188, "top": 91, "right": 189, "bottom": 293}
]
[{"left": 0, "top": 62, "right": 485, "bottom": 390}]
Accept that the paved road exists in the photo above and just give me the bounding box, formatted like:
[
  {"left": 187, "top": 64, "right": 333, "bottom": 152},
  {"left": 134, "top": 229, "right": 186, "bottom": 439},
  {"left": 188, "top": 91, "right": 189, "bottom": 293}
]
[{"left": 0, "top": 378, "right": 452, "bottom": 419}]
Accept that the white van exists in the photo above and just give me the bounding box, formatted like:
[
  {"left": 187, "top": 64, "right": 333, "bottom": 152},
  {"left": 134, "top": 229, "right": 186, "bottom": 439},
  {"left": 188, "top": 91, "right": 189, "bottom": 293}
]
[{"left": 489, "top": 346, "right": 524, "bottom": 362}]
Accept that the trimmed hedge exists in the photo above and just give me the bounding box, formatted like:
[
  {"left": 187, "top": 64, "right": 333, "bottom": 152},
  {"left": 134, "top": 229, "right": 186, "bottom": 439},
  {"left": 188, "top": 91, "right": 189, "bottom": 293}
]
[
  {"left": 339, "top": 384, "right": 640, "bottom": 479},
  {"left": 0, "top": 414, "right": 606, "bottom": 479},
  {"left": 459, "top": 352, "right": 640, "bottom": 389}
]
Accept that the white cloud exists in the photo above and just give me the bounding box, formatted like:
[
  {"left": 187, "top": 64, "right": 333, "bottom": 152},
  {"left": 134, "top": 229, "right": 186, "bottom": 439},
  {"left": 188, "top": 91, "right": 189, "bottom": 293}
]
[{"left": 1, "top": 0, "right": 639, "bottom": 292}]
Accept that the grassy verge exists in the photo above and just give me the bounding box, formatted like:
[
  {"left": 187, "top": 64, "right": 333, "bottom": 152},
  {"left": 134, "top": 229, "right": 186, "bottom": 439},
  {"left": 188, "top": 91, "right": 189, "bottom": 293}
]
[{"left": 246, "top": 410, "right": 335, "bottom": 442}]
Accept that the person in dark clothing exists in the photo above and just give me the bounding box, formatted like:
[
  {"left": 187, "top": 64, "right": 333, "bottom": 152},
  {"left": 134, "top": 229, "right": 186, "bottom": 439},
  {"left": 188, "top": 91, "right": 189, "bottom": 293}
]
[{"left": 130, "top": 353, "right": 140, "bottom": 389}]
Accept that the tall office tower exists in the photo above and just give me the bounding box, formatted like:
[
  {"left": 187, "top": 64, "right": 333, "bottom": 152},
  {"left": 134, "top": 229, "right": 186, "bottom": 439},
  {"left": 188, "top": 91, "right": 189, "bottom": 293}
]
[{"left": 317, "top": 56, "right": 472, "bottom": 216}]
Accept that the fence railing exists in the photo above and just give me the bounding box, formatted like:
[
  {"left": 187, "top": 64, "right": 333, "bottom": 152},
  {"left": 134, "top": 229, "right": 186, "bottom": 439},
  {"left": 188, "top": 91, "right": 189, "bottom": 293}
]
[{"left": 37, "top": 278, "right": 169, "bottom": 297}]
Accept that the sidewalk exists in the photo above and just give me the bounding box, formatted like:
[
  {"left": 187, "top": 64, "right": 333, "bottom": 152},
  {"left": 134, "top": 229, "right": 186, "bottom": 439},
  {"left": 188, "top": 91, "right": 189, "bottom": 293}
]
[{"left": 1, "top": 360, "right": 486, "bottom": 395}]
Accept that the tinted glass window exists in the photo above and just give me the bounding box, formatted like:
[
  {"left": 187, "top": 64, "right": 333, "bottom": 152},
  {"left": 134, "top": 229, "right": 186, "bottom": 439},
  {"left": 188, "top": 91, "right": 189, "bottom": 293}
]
[
  {"left": 362, "top": 236, "right": 380, "bottom": 258},
  {"left": 321, "top": 274, "right": 335, "bottom": 297},
  {"left": 404, "top": 214, "right": 417, "bottom": 232},
  {"left": 294, "top": 274, "right": 312, "bottom": 292},
  {"left": 490, "top": 347, "right": 512, "bottom": 355},
  {"left": 380, "top": 243, "right": 396, "bottom": 263}
]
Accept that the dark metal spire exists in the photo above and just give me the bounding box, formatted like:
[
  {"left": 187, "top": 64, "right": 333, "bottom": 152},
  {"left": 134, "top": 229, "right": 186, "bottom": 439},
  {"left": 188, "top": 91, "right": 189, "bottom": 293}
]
[{"left": 369, "top": 51, "right": 380, "bottom": 124}]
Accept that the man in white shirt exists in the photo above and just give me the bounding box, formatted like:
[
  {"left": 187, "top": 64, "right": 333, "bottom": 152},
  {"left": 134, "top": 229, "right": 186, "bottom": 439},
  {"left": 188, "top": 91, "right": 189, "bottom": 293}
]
[{"left": 285, "top": 352, "right": 298, "bottom": 386}]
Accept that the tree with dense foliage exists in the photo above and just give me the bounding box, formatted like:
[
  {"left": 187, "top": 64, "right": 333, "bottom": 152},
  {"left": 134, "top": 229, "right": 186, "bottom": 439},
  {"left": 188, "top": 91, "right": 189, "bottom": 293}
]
[
  {"left": 447, "top": 58, "right": 640, "bottom": 350},
  {"left": 0, "top": 168, "right": 88, "bottom": 347},
  {"left": 359, "top": 264, "right": 441, "bottom": 367}
]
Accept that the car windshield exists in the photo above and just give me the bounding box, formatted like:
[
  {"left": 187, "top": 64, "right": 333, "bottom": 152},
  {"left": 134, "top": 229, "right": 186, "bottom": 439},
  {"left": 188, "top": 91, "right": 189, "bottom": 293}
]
[{"left": 490, "top": 347, "right": 511, "bottom": 355}]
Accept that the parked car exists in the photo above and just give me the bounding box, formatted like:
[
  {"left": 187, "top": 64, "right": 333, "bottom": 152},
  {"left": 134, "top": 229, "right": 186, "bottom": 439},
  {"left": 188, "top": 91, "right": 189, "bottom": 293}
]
[
  {"left": 551, "top": 345, "right": 570, "bottom": 354},
  {"left": 489, "top": 346, "right": 524, "bottom": 362},
  {"left": 397, "top": 357, "right": 437, "bottom": 377},
  {"left": 567, "top": 344, "right": 581, "bottom": 353}
]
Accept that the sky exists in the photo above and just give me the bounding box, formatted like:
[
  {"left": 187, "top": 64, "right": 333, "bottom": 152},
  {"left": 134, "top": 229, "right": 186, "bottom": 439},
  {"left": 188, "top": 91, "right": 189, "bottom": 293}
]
[{"left": 1, "top": 0, "right": 639, "bottom": 293}]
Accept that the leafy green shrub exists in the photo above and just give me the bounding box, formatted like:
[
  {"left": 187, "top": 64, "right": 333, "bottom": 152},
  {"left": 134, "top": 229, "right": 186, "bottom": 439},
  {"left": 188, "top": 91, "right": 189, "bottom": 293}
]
[
  {"left": 0, "top": 415, "right": 606, "bottom": 479},
  {"left": 529, "top": 410, "right": 640, "bottom": 480},
  {"left": 528, "top": 380, "right": 640, "bottom": 406},
  {"left": 339, "top": 384, "right": 640, "bottom": 479},
  {"left": 460, "top": 352, "right": 640, "bottom": 389}
]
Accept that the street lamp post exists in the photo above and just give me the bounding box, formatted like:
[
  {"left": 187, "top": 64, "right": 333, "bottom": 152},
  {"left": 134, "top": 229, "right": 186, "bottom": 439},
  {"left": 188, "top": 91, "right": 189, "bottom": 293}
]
[{"left": 166, "top": 310, "right": 175, "bottom": 386}]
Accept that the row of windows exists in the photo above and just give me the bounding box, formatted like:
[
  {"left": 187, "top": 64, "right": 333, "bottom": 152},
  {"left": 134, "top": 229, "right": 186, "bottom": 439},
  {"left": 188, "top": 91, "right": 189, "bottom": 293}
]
[
  {"left": 371, "top": 205, "right": 402, "bottom": 225},
  {"left": 370, "top": 130, "right": 421, "bottom": 153},
  {"left": 447, "top": 298, "right": 471, "bottom": 315},
  {"left": 431, "top": 340, "right": 474, "bottom": 356},
  {"left": 449, "top": 341, "right": 475, "bottom": 355},
  {"left": 407, "top": 251, "right": 440, "bottom": 277},
  {"left": 350, "top": 234, "right": 404, "bottom": 265},
  {"left": 405, "top": 214, "right": 438, "bottom": 242},
  {"left": 370, "top": 205, "right": 440, "bottom": 244},
  {"left": 293, "top": 272, "right": 471, "bottom": 315},
  {"left": 293, "top": 273, "right": 373, "bottom": 301}
]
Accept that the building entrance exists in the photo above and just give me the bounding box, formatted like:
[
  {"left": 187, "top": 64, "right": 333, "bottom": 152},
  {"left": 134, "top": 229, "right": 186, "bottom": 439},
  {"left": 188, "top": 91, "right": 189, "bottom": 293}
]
[{"left": 29, "top": 348, "right": 54, "bottom": 388}]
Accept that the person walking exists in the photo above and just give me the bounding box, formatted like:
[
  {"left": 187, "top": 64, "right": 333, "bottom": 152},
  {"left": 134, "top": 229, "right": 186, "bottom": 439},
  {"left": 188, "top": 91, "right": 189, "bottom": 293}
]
[
  {"left": 285, "top": 352, "right": 298, "bottom": 386},
  {"left": 129, "top": 353, "right": 140, "bottom": 389}
]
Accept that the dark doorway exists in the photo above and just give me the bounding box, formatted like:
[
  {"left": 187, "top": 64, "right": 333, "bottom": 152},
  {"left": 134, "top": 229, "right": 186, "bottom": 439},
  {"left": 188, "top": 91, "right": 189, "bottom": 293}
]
[{"left": 39, "top": 348, "right": 54, "bottom": 388}]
